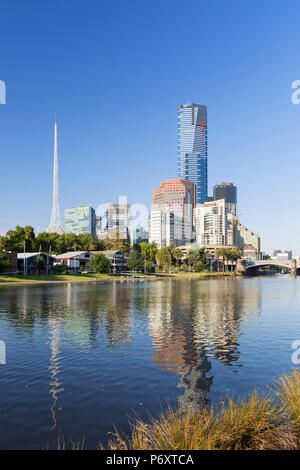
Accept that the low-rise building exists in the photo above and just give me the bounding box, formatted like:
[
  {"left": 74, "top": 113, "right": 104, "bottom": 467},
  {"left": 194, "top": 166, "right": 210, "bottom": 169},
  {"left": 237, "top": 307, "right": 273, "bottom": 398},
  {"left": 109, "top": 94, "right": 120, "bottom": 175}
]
[
  {"left": 17, "top": 252, "right": 56, "bottom": 275},
  {"left": 90, "top": 250, "right": 127, "bottom": 273},
  {"left": 273, "top": 250, "right": 292, "bottom": 261},
  {"left": 56, "top": 251, "right": 93, "bottom": 273}
]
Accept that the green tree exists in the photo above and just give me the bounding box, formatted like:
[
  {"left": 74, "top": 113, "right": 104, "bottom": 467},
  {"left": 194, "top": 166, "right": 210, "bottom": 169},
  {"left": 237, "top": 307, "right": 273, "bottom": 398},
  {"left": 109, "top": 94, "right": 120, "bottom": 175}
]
[
  {"left": 0, "top": 252, "right": 11, "bottom": 273},
  {"left": 140, "top": 242, "right": 158, "bottom": 264},
  {"left": 89, "top": 254, "right": 111, "bottom": 273},
  {"left": 54, "top": 263, "right": 65, "bottom": 274},
  {"left": 215, "top": 247, "right": 227, "bottom": 272},
  {"left": 187, "top": 248, "right": 207, "bottom": 269},
  {"left": 173, "top": 248, "right": 182, "bottom": 268},
  {"left": 127, "top": 246, "right": 144, "bottom": 272},
  {"left": 193, "top": 261, "right": 205, "bottom": 272},
  {"left": 5, "top": 225, "right": 36, "bottom": 252},
  {"left": 106, "top": 232, "right": 131, "bottom": 254},
  {"left": 36, "top": 256, "right": 45, "bottom": 275},
  {"left": 156, "top": 247, "right": 171, "bottom": 271}
]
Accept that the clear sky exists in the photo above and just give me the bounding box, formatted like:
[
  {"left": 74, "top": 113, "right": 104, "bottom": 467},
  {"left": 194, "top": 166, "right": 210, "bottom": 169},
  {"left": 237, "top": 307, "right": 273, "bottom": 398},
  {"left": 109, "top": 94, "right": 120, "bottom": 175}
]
[{"left": 1, "top": 0, "right": 300, "bottom": 254}]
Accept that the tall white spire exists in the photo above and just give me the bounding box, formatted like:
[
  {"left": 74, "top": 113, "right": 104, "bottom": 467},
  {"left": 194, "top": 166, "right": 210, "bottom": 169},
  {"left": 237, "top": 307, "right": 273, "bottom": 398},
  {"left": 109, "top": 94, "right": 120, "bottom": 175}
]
[{"left": 46, "top": 115, "right": 64, "bottom": 234}]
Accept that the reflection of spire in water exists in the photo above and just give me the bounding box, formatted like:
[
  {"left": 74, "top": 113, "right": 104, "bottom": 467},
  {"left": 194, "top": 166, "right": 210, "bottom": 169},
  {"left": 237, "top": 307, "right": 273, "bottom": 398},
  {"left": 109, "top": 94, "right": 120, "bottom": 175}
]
[{"left": 48, "top": 317, "right": 64, "bottom": 430}]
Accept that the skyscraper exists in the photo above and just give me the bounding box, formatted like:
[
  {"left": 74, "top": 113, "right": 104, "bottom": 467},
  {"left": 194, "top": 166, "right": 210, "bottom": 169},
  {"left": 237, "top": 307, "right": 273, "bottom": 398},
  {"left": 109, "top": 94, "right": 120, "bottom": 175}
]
[
  {"left": 193, "top": 199, "right": 228, "bottom": 246},
  {"left": 64, "top": 205, "right": 96, "bottom": 237},
  {"left": 178, "top": 103, "right": 208, "bottom": 205},
  {"left": 47, "top": 117, "right": 64, "bottom": 234},
  {"left": 213, "top": 182, "right": 237, "bottom": 216},
  {"left": 150, "top": 178, "right": 196, "bottom": 246}
]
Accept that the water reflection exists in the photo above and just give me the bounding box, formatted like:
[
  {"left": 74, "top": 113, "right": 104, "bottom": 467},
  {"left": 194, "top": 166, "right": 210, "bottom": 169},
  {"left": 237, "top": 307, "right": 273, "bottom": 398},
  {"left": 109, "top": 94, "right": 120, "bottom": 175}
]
[
  {"left": 0, "top": 278, "right": 265, "bottom": 446},
  {"left": 148, "top": 279, "right": 262, "bottom": 409}
]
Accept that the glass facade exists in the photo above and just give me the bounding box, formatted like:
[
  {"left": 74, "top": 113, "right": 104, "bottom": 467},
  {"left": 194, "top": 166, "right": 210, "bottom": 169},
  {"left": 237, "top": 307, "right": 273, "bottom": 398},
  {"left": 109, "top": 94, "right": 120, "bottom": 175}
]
[
  {"left": 178, "top": 103, "right": 208, "bottom": 204},
  {"left": 213, "top": 182, "right": 237, "bottom": 204},
  {"left": 64, "top": 205, "right": 96, "bottom": 236}
]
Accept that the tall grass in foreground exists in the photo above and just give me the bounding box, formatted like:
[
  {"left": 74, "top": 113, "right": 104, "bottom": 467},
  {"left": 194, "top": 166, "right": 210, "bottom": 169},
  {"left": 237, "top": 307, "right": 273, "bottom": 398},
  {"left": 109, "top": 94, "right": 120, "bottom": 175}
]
[{"left": 105, "top": 370, "right": 300, "bottom": 451}]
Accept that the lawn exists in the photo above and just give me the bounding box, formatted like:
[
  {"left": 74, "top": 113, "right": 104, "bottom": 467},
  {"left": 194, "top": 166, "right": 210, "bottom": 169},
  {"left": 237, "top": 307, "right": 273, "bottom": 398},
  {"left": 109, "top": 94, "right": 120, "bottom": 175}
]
[{"left": 0, "top": 273, "right": 118, "bottom": 283}]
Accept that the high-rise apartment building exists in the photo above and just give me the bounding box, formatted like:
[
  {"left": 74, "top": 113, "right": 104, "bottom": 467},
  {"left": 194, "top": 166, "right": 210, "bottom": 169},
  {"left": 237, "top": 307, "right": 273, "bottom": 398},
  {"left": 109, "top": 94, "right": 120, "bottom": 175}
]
[
  {"left": 150, "top": 179, "right": 196, "bottom": 246},
  {"left": 149, "top": 210, "right": 175, "bottom": 249},
  {"left": 178, "top": 103, "right": 208, "bottom": 204},
  {"left": 193, "top": 199, "right": 227, "bottom": 246},
  {"left": 64, "top": 204, "right": 96, "bottom": 237},
  {"left": 105, "top": 202, "right": 131, "bottom": 240},
  {"left": 227, "top": 213, "right": 261, "bottom": 258}
]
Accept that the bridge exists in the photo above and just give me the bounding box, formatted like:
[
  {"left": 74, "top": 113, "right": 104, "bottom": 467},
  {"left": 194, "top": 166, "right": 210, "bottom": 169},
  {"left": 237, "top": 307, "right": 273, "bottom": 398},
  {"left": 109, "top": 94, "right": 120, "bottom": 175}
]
[{"left": 244, "top": 259, "right": 299, "bottom": 274}]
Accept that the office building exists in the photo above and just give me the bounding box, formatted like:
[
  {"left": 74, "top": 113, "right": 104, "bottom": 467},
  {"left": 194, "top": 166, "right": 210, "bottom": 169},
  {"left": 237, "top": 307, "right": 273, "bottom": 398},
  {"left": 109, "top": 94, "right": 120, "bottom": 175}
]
[
  {"left": 151, "top": 179, "right": 196, "bottom": 246},
  {"left": 149, "top": 210, "right": 181, "bottom": 249},
  {"left": 213, "top": 182, "right": 237, "bottom": 216},
  {"left": 133, "top": 226, "right": 149, "bottom": 244},
  {"left": 64, "top": 205, "right": 96, "bottom": 237},
  {"left": 178, "top": 103, "right": 208, "bottom": 204}
]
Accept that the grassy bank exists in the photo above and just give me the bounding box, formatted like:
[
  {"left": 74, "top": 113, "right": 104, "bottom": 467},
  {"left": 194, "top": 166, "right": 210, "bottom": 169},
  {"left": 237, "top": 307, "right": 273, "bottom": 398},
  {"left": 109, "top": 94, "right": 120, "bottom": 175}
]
[
  {"left": 0, "top": 271, "right": 240, "bottom": 284},
  {"left": 0, "top": 273, "right": 119, "bottom": 283},
  {"left": 105, "top": 370, "right": 300, "bottom": 450}
]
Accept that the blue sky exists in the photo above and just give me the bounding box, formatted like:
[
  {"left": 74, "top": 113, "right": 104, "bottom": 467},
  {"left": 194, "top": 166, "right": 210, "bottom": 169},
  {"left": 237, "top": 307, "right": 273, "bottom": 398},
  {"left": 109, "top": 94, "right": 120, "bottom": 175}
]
[{"left": 1, "top": 0, "right": 300, "bottom": 254}]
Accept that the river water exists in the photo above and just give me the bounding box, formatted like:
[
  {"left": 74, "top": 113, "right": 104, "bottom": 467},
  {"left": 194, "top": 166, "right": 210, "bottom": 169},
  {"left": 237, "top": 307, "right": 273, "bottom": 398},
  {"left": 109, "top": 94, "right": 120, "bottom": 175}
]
[{"left": 0, "top": 276, "right": 299, "bottom": 449}]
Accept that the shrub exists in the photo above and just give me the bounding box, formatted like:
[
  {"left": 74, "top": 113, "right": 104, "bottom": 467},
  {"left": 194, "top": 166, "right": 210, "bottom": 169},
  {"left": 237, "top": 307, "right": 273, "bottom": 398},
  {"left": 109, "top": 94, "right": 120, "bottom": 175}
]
[{"left": 193, "top": 261, "right": 205, "bottom": 272}]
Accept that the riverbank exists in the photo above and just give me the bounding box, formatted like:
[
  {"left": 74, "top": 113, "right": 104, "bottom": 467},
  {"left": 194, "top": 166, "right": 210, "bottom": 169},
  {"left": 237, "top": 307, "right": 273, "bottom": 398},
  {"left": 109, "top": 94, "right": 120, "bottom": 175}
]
[
  {"left": 0, "top": 271, "right": 241, "bottom": 285},
  {"left": 104, "top": 369, "right": 300, "bottom": 450}
]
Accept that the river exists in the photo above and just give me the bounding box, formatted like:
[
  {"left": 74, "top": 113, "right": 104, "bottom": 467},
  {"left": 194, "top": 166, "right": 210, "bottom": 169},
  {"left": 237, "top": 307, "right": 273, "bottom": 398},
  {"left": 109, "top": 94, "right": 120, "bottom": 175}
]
[{"left": 0, "top": 276, "right": 299, "bottom": 449}]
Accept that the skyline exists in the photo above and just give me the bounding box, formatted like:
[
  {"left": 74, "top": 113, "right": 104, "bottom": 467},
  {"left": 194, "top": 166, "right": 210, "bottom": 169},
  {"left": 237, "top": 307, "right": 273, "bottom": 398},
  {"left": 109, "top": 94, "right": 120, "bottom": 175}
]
[{"left": 1, "top": 1, "right": 300, "bottom": 254}]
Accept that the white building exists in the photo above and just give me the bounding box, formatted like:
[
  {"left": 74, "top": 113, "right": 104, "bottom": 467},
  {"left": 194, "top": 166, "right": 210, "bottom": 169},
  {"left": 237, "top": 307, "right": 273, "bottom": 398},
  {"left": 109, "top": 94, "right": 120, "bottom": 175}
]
[
  {"left": 149, "top": 207, "right": 193, "bottom": 249},
  {"left": 193, "top": 199, "right": 227, "bottom": 246}
]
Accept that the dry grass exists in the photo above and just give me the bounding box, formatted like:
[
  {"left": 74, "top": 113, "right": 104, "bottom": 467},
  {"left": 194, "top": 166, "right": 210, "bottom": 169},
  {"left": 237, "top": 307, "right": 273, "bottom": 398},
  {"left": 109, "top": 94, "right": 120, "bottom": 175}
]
[
  {"left": 54, "top": 370, "right": 300, "bottom": 450},
  {"left": 106, "top": 372, "right": 300, "bottom": 450},
  {"left": 274, "top": 369, "right": 300, "bottom": 437}
]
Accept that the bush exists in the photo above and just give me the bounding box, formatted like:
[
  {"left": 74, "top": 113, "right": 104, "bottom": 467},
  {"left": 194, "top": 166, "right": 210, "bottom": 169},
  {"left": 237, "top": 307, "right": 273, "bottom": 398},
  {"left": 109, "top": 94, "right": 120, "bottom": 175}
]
[
  {"left": 89, "top": 254, "right": 111, "bottom": 273},
  {"left": 54, "top": 264, "right": 65, "bottom": 274},
  {"left": 193, "top": 261, "right": 205, "bottom": 272}
]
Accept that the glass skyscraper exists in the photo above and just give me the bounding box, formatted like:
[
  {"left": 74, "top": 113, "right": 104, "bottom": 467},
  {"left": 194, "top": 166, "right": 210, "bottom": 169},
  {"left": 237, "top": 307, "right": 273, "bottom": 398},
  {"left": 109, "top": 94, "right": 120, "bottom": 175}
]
[
  {"left": 64, "top": 204, "right": 96, "bottom": 237},
  {"left": 178, "top": 103, "right": 208, "bottom": 205}
]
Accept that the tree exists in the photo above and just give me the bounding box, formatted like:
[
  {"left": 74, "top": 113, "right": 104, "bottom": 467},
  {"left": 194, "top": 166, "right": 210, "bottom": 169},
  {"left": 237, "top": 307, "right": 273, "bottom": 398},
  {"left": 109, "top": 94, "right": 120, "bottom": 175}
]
[
  {"left": 193, "top": 261, "right": 205, "bottom": 272},
  {"left": 54, "top": 264, "right": 65, "bottom": 274},
  {"left": 89, "top": 254, "right": 111, "bottom": 273},
  {"left": 127, "top": 250, "right": 144, "bottom": 272},
  {"left": 106, "top": 232, "right": 131, "bottom": 254},
  {"left": 187, "top": 248, "right": 207, "bottom": 269},
  {"left": 215, "top": 247, "right": 227, "bottom": 272},
  {"left": 156, "top": 247, "right": 171, "bottom": 271},
  {"left": 36, "top": 256, "right": 45, "bottom": 275},
  {"left": 173, "top": 248, "right": 182, "bottom": 268},
  {"left": 140, "top": 242, "right": 157, "bottom": 264},
  {"left": 0, "top": 252, "right": 11, "bottom": 273}
]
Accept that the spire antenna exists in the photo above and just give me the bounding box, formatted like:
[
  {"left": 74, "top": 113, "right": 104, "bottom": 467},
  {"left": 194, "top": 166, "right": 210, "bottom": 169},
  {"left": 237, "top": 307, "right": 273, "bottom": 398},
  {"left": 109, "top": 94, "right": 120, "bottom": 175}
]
[{"left": 46, "top": 116, "right": 64, "bottom": 234}]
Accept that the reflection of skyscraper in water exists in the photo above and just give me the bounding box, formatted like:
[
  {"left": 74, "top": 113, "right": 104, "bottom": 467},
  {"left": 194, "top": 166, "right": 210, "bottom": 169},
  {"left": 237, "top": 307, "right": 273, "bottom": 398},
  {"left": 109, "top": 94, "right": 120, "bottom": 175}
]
[
  {"left": 105, "top": 283, "right": 133, "bottom": 347},
  {"left": 148, "top": 279, "right": 261, "bottom": 410}
]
